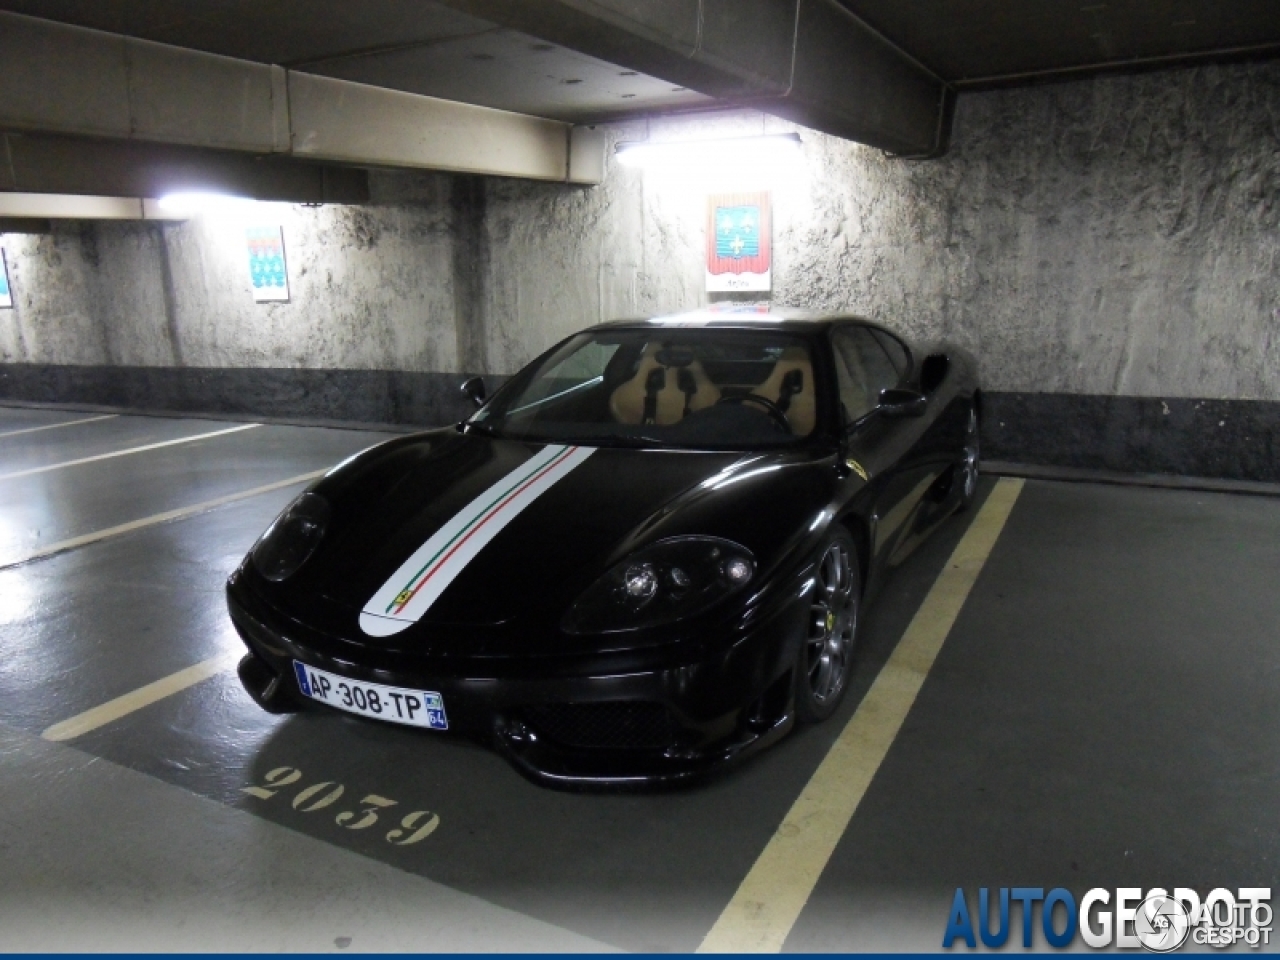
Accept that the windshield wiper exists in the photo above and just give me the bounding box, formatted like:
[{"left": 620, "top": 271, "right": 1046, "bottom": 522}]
[
  {"left": 464, "top": 425, "right": 677, "bottom": 449},
  {"left": 505, "top": 432, "right": 671, "bottom": 449},
  {"left": 569, "top": 433, "right": 672, "bottom": 449}
]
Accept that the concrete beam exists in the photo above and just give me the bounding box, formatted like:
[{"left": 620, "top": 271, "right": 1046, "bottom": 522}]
[
  {"left": 0, "top": 11, "right": 604, "bottom": 191},
  {"left": 0, "top": 132, "right": 370, "bottom": 205},
  {"left": 0, "top": 193, "right": 180, "bottom": 221},
  {"left": 439, "top": 0, "right": 953, "bottom": 156},
  {"left": 0, "top": 12, "right": 283, "bottom": 154},
  {"left": 288, "top": 73, "right": 569, "bottom": 181}
]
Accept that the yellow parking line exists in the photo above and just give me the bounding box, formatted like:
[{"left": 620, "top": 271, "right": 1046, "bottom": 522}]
[
  {"left": 0, "top": 422, "right": 261, "bottom": 481},
  {"left": 0, "top": 469, "right": 325, "bottom": 570},
  {"left": 698, "top": 478, "right": 1025, "bottom": 953},
  {"left": 41, "top": 651, "right": 242, "bottom": 742},
  {"left": 0, "top": 414, "right": 118, "bottom": 439}
]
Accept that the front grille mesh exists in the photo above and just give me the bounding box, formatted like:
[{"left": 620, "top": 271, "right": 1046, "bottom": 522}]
[{"left": 521, "top": 701, "right": 679, "bottom": 751}]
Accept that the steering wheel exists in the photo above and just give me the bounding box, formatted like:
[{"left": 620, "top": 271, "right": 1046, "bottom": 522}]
[{"left": 716, "top": 393, "right": 792, "bottom": 433}]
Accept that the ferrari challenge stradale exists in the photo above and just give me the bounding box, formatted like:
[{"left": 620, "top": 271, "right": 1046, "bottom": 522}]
[{"left": 227, "top": 310, "right": 981, "bottom": 788}]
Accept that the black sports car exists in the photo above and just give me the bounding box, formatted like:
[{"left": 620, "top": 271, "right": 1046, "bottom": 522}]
[{"left": 228, "top": 310, "right": 980, "bottom": 788}]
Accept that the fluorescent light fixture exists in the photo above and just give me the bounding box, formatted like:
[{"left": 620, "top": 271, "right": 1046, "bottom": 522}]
[
  {"left": 156, "top": 191, "right": 257, "bottom": 217},
  {"left": 614, "top": 133, "right": 802, "bottom": 184}
]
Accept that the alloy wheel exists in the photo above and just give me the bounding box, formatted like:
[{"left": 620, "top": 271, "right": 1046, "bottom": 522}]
[
  {"left": 961, "top": 408, "right": 980, "bottom": 502},
  {"left": 805, "top": 539, "right": 858, "bottom": 704}
]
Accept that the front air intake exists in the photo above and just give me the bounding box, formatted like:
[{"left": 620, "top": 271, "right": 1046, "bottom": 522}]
[{"left": 521, "top": 701, "right": 680, "bottom": 750}]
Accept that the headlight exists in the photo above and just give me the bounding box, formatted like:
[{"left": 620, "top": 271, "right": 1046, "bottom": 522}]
[
  {"left": 562, "top": 536, "right": 755, "bottom": 634},
  {"left": 251, "top": 492, "right": 331, "bottom": 582}
]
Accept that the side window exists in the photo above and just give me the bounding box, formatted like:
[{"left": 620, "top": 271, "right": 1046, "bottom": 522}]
[
  {"left": 871, "top": 329, "right": 910, "bottom": 380},
  {"left": 832, "top": 328, "right": 900, "bottom": 423}
]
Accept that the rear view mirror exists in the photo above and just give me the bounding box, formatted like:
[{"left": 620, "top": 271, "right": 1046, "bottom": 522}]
[
  {"left": 878, "top": 387, "right": 927, "bottom": 418},
  {"left": 461, "top": 376, "right": 487, "bottom": 408}
]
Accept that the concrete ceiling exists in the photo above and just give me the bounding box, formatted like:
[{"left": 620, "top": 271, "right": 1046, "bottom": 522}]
[
  {"left": 843, "top": 0, "right": 1280, "bottom": 88},
  {"left": 1, "top": 0, "right": 1276, "bottom": 204},
  {"left": 0, "top": 0, "right": 713, "bottom": 122},
  {"left": 3, "top": 0, "right": 1277, "bottom": 126}
]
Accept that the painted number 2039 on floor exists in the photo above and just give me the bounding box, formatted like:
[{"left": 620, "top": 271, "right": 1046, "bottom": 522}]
[
  {"left": 293, "top": 661, "right": 448, "bottom": 730},
  {"left": 241, "top": 766, "right": 441, "bottom": 846}
]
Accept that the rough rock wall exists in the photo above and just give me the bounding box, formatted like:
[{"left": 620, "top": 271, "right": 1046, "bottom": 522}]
[
  {"left": 1, "top": 60, "right": 1277, "bottom": 404},
  {"left": 928, "top": 62, "right": 1280, "bottom": 401},
  {"left": 479, "top": 60, "right": 1280, "bottom": 400},
  {"left": 0, "top": 174, "right": 461, "bottom": 373}
]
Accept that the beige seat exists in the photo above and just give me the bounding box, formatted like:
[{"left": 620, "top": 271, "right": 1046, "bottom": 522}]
[
  {"left": 610, "top": 343, "right": 722, "bottom": 425},
  {"left": 750, "top": 347, "right": 816, "bottom": 435}
]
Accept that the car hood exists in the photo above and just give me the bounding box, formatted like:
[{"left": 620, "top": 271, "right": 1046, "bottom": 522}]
[{"left": 265, "top": 429, "right": 834, "bottom": 654}]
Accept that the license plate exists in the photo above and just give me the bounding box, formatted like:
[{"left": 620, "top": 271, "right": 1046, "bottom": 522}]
[{"left": 292, "top": 662, "right": 448, "bottom": 731}]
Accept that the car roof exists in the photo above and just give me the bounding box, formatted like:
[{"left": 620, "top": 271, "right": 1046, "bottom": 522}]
[{"left": 591, "top": 307, "right": 873, "bottom": 333}]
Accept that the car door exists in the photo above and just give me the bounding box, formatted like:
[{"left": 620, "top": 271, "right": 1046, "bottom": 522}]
[{"left": 831, "top": 325, "right": 938, "bottom": 568}]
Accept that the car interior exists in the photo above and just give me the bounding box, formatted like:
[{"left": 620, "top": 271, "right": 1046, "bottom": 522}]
[{"left": 493, "top": 333, "right": 823, "bottom": 445}]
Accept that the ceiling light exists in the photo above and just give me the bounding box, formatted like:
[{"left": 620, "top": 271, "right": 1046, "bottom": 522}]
[
  {"left": 614, "top": 133, "right": 802, "bottom": 186},
  {"left": 155, "top": 191, "right": 258, "bottom": 217}
]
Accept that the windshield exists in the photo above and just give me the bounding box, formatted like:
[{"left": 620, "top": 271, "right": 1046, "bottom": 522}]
[{"left": 472, "top": 328, "right": 821, "bottom": 449}]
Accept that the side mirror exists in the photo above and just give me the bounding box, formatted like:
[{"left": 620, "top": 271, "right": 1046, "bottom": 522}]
[
  {"left": 878, "top": 387, "right": 927, "bottom": 418},
  {"left": 460, "top": 376, "right": 486, "bottom": 409}
]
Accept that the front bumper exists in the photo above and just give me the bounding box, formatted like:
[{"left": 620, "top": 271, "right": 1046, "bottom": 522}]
[{"left": 227, "top": 570, "right": 804, "bottom": 790}]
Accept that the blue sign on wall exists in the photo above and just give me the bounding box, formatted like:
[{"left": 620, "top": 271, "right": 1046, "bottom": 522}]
[
  {"left": 246, "top": 226, "right": 290, "bottom": 302},
  {"left": 706, "top": 191, "right": 771, "bottom": 293},
  {"left": 0, "top": 248, "right": 11, "bottom": 309},
  {"left": 714, "top": 205, "right": 761, "bottom": 260}
]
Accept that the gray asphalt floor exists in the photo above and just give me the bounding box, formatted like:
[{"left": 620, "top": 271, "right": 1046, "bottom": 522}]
[{"left": 0, "top": 404, "right": 1275, "bottom": 952}]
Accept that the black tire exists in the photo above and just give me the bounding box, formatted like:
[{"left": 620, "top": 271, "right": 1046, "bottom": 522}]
[
  {"left": 954, "top": 403, "right": 980, "bottom": 513},
  {"left": 793, "top": 530, "right": 861, "bottom": 724}
]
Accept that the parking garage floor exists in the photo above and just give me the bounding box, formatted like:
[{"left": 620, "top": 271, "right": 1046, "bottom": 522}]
[{"left": 0, "top": 404, "right": 1276, "bottom": 952}]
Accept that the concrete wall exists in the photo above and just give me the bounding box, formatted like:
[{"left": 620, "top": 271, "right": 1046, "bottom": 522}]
[
  {"left": 2, "top": 59, "right": 1278, "bottom": 478},
  {"left": 0, "top": 181, "right": 459, "bottom": 371},
  {"left": 475, "top": 60, "right": 1280, "bottom": 401}
]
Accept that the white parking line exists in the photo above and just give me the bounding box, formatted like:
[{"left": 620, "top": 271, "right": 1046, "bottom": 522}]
[
  {"left": 0, "top": 414, "right": 119, "bottom": 439},
  {"left": 0, "top": 469, "right": 326, "bottom": 570},
  {"left": 0, "top": 423, "right": 261, "bottom": 481},
  {"left": 41, "top": 650, "right": 242, "bottom": 742}
]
